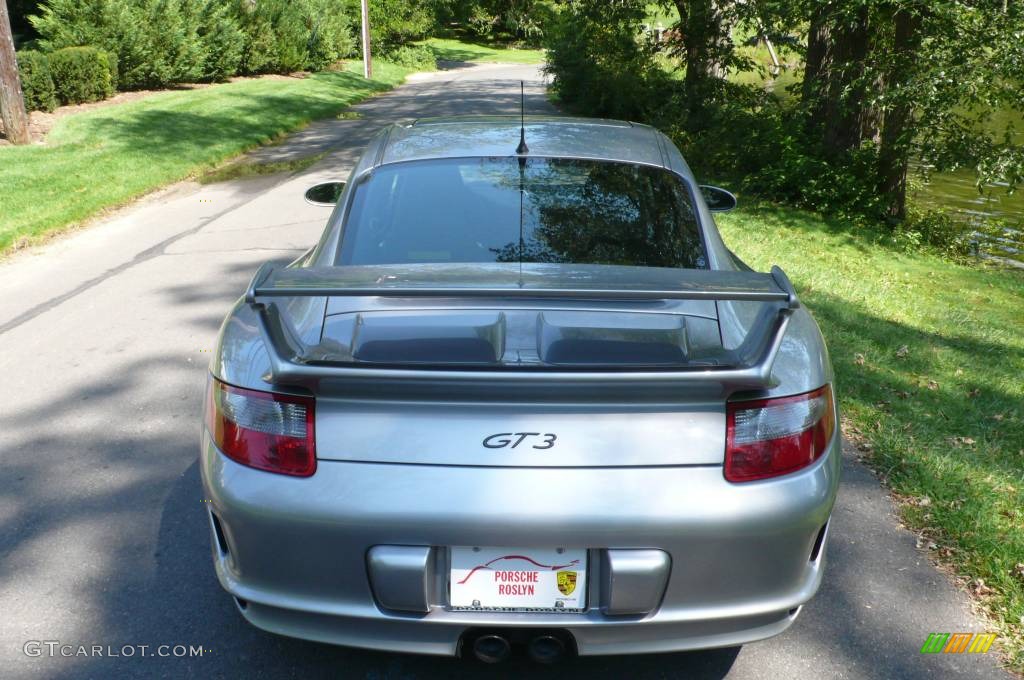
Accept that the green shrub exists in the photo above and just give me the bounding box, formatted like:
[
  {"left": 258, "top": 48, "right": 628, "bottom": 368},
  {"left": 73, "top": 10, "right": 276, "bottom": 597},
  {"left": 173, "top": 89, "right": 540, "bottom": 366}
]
[
  {"left": 195, "top": 1, "right": 245, "bottom": 82},
  {"left": 384, "top": 44, "right": 436, "bottom": 70},
  {"left": 434, "top": 0, "right": 551, "bottom": 45},
  {"left": 235, "top": 1, "right": 277, "bottom": 75},
  {"left": 48, "top": 46, "right": 115, "bottom": 104},
  {"left": 236, "top": 0, "right": 356, "bottom": 75},
  {"left": 346, "top": 0, "right": 433, "bottom": 53},
  {"left": 15, "top": 50, "right": 57, "bottom": 112},
  {"left": 543, "top": 1, "right": 661, "bottom": 122},
  {"left": 103, "top": 48, "right": 119, "bottom": 88},
  {"left": 893, "top": 207, "right": 992, "bottom": 258},
  {"left": 33, "top": 0, "right": 209, "bottom": 89},
  {"left": 303, "top": 0, "right": 357, "bottom": 71},
  {"left": 32, "top": 0, "right": 357, "bottom": 86}
]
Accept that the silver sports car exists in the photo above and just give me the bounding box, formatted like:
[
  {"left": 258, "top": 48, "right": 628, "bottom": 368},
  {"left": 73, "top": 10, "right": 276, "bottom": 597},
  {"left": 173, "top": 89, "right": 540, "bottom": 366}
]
[{"left": 201, "top": 116, "right": 839, "bottom": 663}]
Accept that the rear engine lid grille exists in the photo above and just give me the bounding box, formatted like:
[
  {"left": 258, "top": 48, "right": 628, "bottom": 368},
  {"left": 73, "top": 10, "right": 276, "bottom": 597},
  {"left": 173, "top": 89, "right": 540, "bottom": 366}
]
[{"left": 313, "top": 308, "right": 722, "bottom": 369}]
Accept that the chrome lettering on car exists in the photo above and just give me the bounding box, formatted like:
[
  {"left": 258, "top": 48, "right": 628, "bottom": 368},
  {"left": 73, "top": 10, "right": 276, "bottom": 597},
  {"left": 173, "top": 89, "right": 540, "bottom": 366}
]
[{"left": 482, "top": 433, "right": 557, "bottom": 450}]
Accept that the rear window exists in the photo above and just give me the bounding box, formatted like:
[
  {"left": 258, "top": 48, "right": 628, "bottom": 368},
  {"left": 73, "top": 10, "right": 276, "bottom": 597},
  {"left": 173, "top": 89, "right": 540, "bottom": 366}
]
[{"left": 337, "top": 157, "right": 707, "bottom": 269}]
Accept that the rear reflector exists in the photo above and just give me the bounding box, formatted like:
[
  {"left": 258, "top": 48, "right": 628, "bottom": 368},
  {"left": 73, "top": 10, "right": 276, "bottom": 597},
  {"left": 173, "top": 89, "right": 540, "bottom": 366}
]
[
  {"left": 206, "top": 378, "right": 316, "bottom": 477},
  {"left": 725, "top": 385, "right": 835, "bottom": 482}
]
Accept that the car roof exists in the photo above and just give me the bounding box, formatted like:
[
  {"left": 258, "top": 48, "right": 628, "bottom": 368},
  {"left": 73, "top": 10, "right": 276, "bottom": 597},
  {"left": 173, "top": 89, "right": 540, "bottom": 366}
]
[{"left": 377, "top": 116, "right": 669, "bottom": 168}]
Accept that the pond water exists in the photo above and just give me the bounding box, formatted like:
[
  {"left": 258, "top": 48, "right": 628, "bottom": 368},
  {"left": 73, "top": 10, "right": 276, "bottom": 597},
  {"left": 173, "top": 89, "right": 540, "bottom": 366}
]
[{"left": 910, "top": 111, "right": 1023, "bottom": 266}]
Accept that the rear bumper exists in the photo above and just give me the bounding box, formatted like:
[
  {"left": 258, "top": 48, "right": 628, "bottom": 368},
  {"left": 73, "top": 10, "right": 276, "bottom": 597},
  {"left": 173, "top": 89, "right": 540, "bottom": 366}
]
[{"left": 200, "top": 431, "right": 840, "bottom": 656}]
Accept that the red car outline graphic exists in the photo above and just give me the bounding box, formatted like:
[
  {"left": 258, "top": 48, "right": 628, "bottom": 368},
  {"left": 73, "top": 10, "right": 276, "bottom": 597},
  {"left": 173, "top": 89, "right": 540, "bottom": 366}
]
[{"left": 456, "top": 554, "right": 581, "bottom": 585}]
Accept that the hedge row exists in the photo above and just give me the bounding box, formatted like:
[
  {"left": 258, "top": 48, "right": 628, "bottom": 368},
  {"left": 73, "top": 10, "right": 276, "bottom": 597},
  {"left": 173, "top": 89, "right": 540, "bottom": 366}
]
[
  {"left": 28, "top": 0, "right": 358, "bottom": 91},
  {"left": 16, "top": 50, "right": 57, "bottom": 112},
  {"left": 17, "top": 46, "right": 118, "bottom": 111},
  {"left": 15, "top": 0, "right": 443, "bottom": 112}
]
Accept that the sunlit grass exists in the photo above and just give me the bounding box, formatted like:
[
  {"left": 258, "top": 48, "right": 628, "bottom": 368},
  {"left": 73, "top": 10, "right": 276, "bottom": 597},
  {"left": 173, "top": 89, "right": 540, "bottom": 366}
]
[
  {"left": 420, "top": 37, "right": 545, "bottom": 64},
  {"left": 0, "top": 61, "right": 411, "bottom": 254},
  {"left": 718, "top": 203, "right": 1024, "bottom": 671}
]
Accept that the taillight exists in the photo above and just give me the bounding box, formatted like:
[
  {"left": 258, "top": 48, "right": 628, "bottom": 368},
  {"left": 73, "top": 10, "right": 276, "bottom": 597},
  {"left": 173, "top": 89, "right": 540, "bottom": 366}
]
[
  {"left": 206, "top": 378, "right": 316, "bottom": 477},
  {"left": 725, "top": 384, "right": 835, "bottom": 483}
]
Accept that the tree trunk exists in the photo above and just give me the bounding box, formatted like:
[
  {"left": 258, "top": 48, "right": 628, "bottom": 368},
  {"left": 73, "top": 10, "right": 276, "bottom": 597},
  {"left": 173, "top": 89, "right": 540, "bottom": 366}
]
[
  {"left": 0, "top": 0, "right": 31, "bottom": 145},
  {"left": 671, "top": 0, "right": 733, "bottom": 121},
  {"left": 683, "top": 0, "right": 730, "bottom": 81},
  {"left": 877, "top": 6, "right": 924, "bottom": 221},
  {"left": 802, "top": 6, "right": 830, "bottom": 127},
  {"left": 801, "top": 5, "right": 876, "bottom": 157}
]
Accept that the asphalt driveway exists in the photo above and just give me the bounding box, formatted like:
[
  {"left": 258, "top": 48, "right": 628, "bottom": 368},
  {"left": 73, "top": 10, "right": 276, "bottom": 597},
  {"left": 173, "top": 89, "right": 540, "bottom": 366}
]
[{"left": 0, "top": 62, "right": 1010, "bottom": 679}]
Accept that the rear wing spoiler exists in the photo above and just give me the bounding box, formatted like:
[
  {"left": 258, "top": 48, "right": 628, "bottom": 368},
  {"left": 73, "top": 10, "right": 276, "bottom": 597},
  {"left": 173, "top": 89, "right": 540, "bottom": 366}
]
[
  {"left": 245, "top": 262, "right": 799, "bottom": 308},
  {"left": 243, "top": 263, "right": 800, "bottom": 391}
]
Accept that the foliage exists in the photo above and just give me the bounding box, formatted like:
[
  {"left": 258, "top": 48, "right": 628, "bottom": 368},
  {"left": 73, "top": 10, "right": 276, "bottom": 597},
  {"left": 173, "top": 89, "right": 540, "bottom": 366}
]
[
  {"left": 193, "top": 1, "right": 245, "bottom": 82},
  {"left": 344, "top": 0, "right": 434, "bottom": 54},
  {"left": 794, "top": 1, "right": 1024, "bottom": 220},
  {"left": 431, "top": 0, "right": 552, "bottom": 45},
  {"left": 235, "top": 0, "right": 356, "bottom": 74},
  {"left": 303, "top": 0, "right": 357, "bottom": 70},
  {"left": 544, "top": 0, "right": 1024, "bottom": 250},
  {"left": 544, "top": 1, "right": 664, "bottom": 121},
  {"left": 47, "top": 46, "right": 116, "bottom": 104},
  {"left": 15, "top": 49, "right": 57, "bottom": 112},
  {"left": 32, "top": 0, "right": 205, "bottom": 89},
  {"left": 384, "top": 44, "right": 437, "bottom": 71},
  {"left": 30, "top": 0, "right": 357, "bottom": 87}
]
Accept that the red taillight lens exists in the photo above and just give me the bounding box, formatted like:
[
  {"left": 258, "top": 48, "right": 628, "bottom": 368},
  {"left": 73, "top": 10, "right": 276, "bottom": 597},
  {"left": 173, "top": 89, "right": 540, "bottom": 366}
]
[
  {"left": 725, "top": 385, "right": 835, "bottom": 483},
  {"left": 206, "top": 378, "right": 316, "bottom": 477}
]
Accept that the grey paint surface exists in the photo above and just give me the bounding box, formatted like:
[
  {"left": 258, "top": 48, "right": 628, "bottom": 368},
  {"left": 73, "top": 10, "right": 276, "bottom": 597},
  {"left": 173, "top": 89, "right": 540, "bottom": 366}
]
[{"left": 0, "top": 63, "right": 1009, "bottom": 678}]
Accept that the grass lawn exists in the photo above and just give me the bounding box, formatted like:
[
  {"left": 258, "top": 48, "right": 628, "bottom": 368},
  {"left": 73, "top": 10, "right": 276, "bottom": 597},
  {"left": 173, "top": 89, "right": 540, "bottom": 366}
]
[
  {"left": 718, "top": 204, "right": 1024, "bottom": 670},
  {"left": 0, "top": 61, "right": 411, "bottom": 255},
  {"left": 421, "top": 37, "right": 545, "bottom": 64}
]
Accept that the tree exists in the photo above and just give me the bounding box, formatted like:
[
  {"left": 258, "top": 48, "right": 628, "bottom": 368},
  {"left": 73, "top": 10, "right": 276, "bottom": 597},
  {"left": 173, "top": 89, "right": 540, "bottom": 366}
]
[
  {"left": 874, "top": 2, "right": 923, "bottom": 220},
  {"left": 797, "top": 0, "right": 1024, "bottom": 221},
  {"left": 801, "top": 3, "right": 878, "bottom": 157},
  {"left": 0, "top": 0, "right": 31, "bottom": 144},
  {"left": 545, "top": 0, "right": 1024, "bottom": 224}
]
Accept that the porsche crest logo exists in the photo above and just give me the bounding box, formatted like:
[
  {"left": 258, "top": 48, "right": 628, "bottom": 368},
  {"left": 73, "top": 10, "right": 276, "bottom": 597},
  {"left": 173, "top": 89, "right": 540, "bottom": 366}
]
[{"left": 556, "top": 570, "right": 577, "bottom": 596}]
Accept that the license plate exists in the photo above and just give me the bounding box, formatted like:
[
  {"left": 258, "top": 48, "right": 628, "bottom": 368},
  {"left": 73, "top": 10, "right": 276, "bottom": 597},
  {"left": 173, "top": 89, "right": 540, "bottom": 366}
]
[{"left": 449, "top": 547, "right": 587, "bottom": 612}]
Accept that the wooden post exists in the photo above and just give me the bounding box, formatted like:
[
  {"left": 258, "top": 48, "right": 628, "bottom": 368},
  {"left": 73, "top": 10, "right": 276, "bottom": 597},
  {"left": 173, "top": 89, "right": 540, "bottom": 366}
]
[
  {"left": 0, "top": 0, "right": 31, "bottom": 145},
  {"left": 360, "top": 0, "right": 372, "bottom": 79}
]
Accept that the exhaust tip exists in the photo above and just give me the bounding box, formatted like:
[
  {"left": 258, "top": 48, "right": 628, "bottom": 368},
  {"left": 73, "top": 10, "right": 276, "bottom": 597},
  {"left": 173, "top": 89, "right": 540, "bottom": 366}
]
[
  {"left": 527, "top": 634, "right": 566, "bottom": 664},
  {"left": 472, "top": 634, "right": 511, "bottom": 664}
]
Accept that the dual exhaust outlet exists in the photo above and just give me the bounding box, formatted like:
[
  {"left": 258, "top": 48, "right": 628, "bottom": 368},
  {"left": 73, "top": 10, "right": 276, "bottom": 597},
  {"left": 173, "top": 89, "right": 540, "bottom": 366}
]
[{"left": 470, "top": 631, "right": 570, "bottom": 664}]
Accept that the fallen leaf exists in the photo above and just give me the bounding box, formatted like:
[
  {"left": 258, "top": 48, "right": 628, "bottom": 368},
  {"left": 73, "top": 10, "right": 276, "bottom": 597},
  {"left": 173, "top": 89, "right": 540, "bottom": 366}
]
[
  {"left": 992, "top": 414, "right": 1004, "bottom": 421},
  {"left": 896, "top": 390, "right": 911, "bottom": 399},
  {"left": 968, "top": 388, "right": 981, "bottom": 398},
  {"left": 895, "top": 345, "right": 909, "bottom": 358},
  {"left": 918, "top": 496, "right": 931, "bottom": 507},
  {"left": 926, "top": 379, "right": 939, "bottom": 390},
  {"left": 972, "top": 579, "right": 994, "bottom": 596},
  {"left": 854, "top": 353, "right": 866, "bottom": 366},
  {"left": 954, "top": 368, "right": 964, "bottom": 376}
]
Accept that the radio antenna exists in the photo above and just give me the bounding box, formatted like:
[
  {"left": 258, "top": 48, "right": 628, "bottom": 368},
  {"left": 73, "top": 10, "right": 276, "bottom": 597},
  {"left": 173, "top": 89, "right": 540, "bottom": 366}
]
[{"left": 515, "top": 81, "right": 529, "bottom": 155}]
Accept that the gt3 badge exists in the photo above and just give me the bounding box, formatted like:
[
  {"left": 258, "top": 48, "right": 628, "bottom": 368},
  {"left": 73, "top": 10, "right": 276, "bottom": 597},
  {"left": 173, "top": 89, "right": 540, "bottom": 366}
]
[
  {"left": 557, "top": 570, "right": 577, "bottom": 596},
  {"left": 482, "top": 432, "right": 557, "bottom": 449}
]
